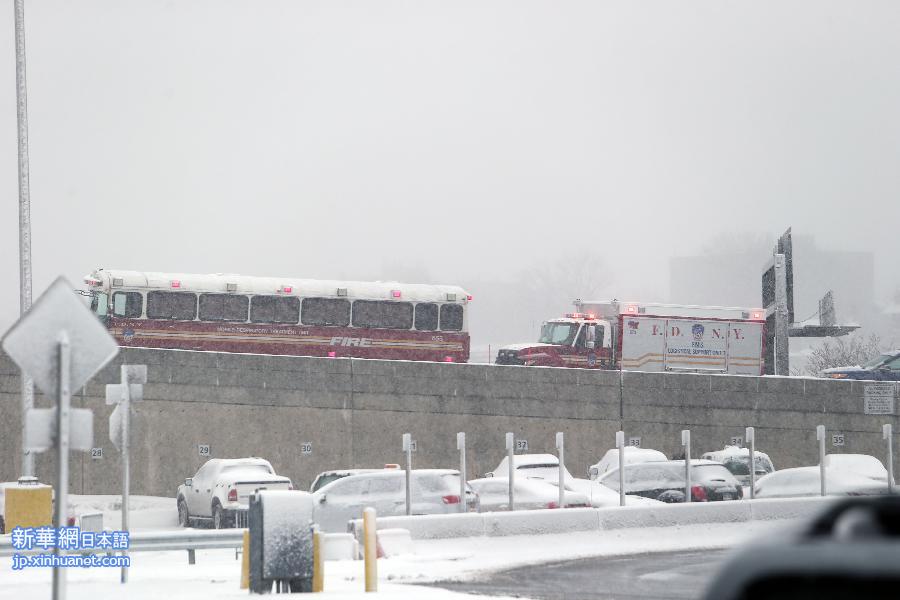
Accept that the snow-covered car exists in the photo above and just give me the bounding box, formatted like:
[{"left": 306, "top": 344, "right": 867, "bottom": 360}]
[
  {"left": 821, "top": 349, "right": 900, "bottom": 381},
  {"left": 312, "top": 469, "right": 477, "bottom": 533},
  {"left": 484, "top": 453, "right": 568, "bottom": 480},
  {"left": 468, "top": 477, "right": 591, "bottom": 512},
  {"left": 309, "top": 466, "right": 400, "bottom": 493},
  {"left": 824, "top": 454, "right": 889, "bottom": 481},
  {"left": 754, "top": 466, "right": 892, "bottom": 499},
  {"left": 700, "top": 446, "right": 775, "bottom": 487},
  {"left": 599, "top": 460, "right": 743, "bottom": 502},
  {"left": 484, "top": 453, "right": 659, "bottom": 507},
  {"left": 588, "top": 447, "right": 668, "bottom": 480},
  {"left": 176, "top": 458, "right": 292, "bottom": 528}
]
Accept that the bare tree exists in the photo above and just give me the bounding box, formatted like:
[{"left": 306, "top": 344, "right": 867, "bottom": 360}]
[{"left": 803, "top": 334, "right": 883, "bottom": 374}]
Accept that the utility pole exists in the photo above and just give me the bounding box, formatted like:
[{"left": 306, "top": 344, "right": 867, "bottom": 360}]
[{"left": 15, "top": 0, "right": 35, "bottom": 478}]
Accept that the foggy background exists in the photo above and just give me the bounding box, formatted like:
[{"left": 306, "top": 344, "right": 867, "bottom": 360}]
[{"left": 2, "top": 1, "right": 899, "bottom": 364}]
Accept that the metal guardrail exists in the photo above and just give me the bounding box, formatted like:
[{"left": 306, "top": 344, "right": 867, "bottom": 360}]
[{"left": 0, "top": 528, "right": 246, "bottom": 558}]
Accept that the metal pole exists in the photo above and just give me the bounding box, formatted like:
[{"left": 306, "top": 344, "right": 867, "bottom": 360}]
[
  {"left": 556, "top": 432, "right": 565, "bottom": 509},
  {"left": 457, "top": 432, "right": 466, "bottom": 513},
  {"left": 884, "top": 424, "right": 894, "bottom": 494},
  {"left": 402, "top": 433, "right": 411, "bottom": 516},
  {"left": 616, "top": 431, "right": 625, "bottom": 507},
  {"left": 53, "top": 333, "right": 71, "bottom": 600},
  {"left": 120, "top": 368, "right": 130, "bottom": 584},
  {"left": 746, "top": 426, "right": 756, "bottom": 500},
  {"left": 506, "top": 432, "right": 515, "bottom": 511},
  {"left": 817, "top": 425, "right": 826, "bottom": 497},
  {"left": 774, "top": 253, "right": 789, "bottom": 375},
  {"left": 682, "top": 430, "right": 692, "bottom": 503},
  {"left": 15, "top": 0, "right": 35, "bottom": 479}
]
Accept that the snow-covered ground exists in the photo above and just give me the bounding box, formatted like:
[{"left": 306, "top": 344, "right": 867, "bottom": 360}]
[{"left": 1, "top": 517, "right": 784, "bottom": 599}]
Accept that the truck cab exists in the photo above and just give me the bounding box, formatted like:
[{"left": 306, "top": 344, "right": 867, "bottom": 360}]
[{"left": 495, "top": 313, "right": 615, "bottom": 368}]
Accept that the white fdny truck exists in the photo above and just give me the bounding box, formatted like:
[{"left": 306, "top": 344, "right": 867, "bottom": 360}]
[{"left": 496, "top": 300, "right": 766, "bottom": 375}]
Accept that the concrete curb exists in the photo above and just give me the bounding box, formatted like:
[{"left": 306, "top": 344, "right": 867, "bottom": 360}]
[{"left": 351, "top": 497, "right": 835, "bottom": 540}]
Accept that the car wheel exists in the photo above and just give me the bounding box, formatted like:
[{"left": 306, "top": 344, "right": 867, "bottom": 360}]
[
  {"left": 213, "top": 503, "right": 232, "bottom": 529},
  {"left": 177, "top": 499, "right": 190, "bottom": 528}
]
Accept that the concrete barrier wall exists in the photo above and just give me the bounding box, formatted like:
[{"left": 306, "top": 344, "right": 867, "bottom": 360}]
[
  {"left": 0, "top": 348, "right": 896, "bottom": 498},
  {"left": 355, "top": 496, "right": 836, "bottom": 540}
]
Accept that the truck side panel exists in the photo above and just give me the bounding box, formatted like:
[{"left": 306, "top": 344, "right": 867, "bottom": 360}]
[
  {"left": 727, "top": 321, "right": 764, "bottom": 375},
  {"left": 620, "top": 317, "right": 666, "bottom": 371},
  {"left": 665, "top": 319, "right": 728, "bottom": 372}
]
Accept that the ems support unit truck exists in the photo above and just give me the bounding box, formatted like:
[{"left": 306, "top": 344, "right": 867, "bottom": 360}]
[{"left": 496, "top": 300, "right": 765, "bottom": 375}]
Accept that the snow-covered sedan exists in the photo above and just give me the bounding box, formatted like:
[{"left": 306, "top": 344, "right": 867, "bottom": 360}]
[
  {"left": 312, "top": 469, "right": 477, "bottom": 533},
  {"left": 468, "top": 477, "right": 591, "bottom": 511},
  {"left": 485, "top": 453, "right": 660, "bottom": 507},
  {"left": 176, "top": 458, "right": 292, "bottom": 528},
  {"left": 754, "top": 465, "right": 892, "bottom": 499}
]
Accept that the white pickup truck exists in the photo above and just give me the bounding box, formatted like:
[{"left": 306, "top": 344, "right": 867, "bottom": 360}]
[{"left": 176, "top": 458, "right": 292, "bottom": 528}]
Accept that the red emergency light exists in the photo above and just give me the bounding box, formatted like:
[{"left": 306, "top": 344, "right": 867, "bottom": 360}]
[
  {"left": 626, "top": 305, "right": 638, "bottom": 313},
  {"left": 282, "top": 286, "right": 293, "bottom": 293},
  {"left": 467, "top": 295, "right": 473, "bottom": 301},
  {"left": 751, "top": 311, "right": 764, "bottom": 320},
  {"left": 170, "top": 280, "right": 181, "bottom": 289},
  {"left": 391, "top": 290, "right": 401, "bottom": 298}
]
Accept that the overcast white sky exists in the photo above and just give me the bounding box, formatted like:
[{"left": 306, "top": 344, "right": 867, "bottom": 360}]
[{"left": 2, "top": 1, "right": 899, "bottom": 350}]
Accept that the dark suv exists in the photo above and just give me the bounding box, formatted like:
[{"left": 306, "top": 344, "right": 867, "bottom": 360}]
[
  {"left": 822, "top": 350, "right": 900, "bottom": 381},
  {"left": 599, "top": 460, "right": 743, "bottom": 502}
]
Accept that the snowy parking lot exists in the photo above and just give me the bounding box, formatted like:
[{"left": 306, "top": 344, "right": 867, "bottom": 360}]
[{"left": 1, "top": 519, "right": 785, "bottom": 599}]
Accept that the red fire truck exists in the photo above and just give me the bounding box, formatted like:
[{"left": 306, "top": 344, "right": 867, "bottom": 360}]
[
  {"left": 496, "top": 300, "right": 766, "bottom": 375},
  {"left": 84, "top": 269, "right": 471, "bottom": 362}
]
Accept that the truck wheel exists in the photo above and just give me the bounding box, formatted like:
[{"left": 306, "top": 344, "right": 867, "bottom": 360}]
[{"left": 178, "top": 499, "right": 190, "bottom": 528}]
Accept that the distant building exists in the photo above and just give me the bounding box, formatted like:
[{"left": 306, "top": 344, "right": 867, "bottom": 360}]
[{"left": 670, "top": 235, "right": 877, "bottom": 329}]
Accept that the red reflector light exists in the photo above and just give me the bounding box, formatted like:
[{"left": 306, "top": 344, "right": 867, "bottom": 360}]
[
  {"left": 327, "top": 351, "right": 336, "bottom": 358},
  {"left": 444, "top": 356, "right": 454, "bottom": 362},
  {"left": 384, "top": 464, "right": 400, "bottom": 469},
  {"left": 391, "top": 290, "right": 401, "bottom": 298},
  {"left": 228, "top": 488, "right": 238, "bottom": 502},
  {"left": 283, "top": 286, "right": 293, "bottom": 293},
  {"left": 442, "top": 494, "right": 461, "bottom": 505},
  {"left": 546, "top": 501, "right": 559, "bottom": 509},
  {"left": 691, "top": 485, "right": 708, "bottom": 502},
  {"left": 67, "top": 516, "right": 76, "bottom": 527},
  {"left": 171, "top": 280, "right": 181, "bottom": 288}
]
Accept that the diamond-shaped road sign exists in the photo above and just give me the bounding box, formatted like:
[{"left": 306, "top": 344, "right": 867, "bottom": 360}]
[{"left": 2, "top": 276, "right": 118, "bottom": 396}]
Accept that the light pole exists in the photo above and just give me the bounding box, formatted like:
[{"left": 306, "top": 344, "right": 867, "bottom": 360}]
[{"left": 15, "top": 0, "right": 35, "bottom": 478}]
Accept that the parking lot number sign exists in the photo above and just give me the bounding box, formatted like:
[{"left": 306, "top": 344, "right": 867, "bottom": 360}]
[
  {"left": 730, "top": 436, "right": 743, "bottom": 447},
  {"left": 409, "top": 440, "right": 417, "bottom": 452},
  {"left": 516, "top": 439, "right": 528, "bottom": 451},
  {"left": 300, "top": 442, "right": 312, "bottom": 455},
  {"left": 90, "top": 447, "right": 103, "bottom": 459},
  {"left": 832, "top": 433, "right": 845, "bottom": 447},
  {"left": 628, "top": 437, "right": 641, "bottom": 448},
  {"left": 198, "top": 444, "right": 211, "bottom": 457}
]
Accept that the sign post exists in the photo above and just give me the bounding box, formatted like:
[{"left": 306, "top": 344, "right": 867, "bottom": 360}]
[
  {"left": 456, "top": 433, "right": 466, "bottom": 513},
  {"left": 884, "top": 424, "right": 894, "bottom": 495},
  {"left": 555, "top": 432, "right": 565, "bottom": 509},
  {"left": 682, "top": 430, "right": 692, "bottom": 503},
  {"left": 817, "top": 425, "right": 827, "bottom": 496},
  {"left": 106, "top": 365, "right": 147, "bottom": 584},
  {"left": 616, "top": 431, "right": 625, "bottom": 507},
  {"left": 505, "top": 432, "right": 515, "bottom": 511},
  {"left": 402, "top": 433, "right": 412, "bottom": 516},
  {"left": 1, "top": 276, "right": 119, "bottom": 600},
  {"left": 746, "top": 426, "right": 756, "bottom": 500}
]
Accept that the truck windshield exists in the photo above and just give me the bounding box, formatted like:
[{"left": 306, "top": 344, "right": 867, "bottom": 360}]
[
  {"left": 538, "top": 322, "right": 579, "bottom": 345},
  {"left": 862, "top": 354, "right": 892, "bottom": 368}
]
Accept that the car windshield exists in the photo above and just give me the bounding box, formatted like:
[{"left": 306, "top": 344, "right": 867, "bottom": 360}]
[
  {"left": 311, "top": 474, "right": 346, "bottom": 492},
  {"left": 862, "top": 354, "right": 892, "bottom": 368},
  {"left": 538, "top": 322, "right": 579, "bottom": 345},
  {"left": 221, "top": 464, "right": 271, "bottom": 476}
]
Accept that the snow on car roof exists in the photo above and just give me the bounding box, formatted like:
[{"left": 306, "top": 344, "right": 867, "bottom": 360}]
[{"left": 702, "top": 446, "right": 772, "bottom": 460}]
